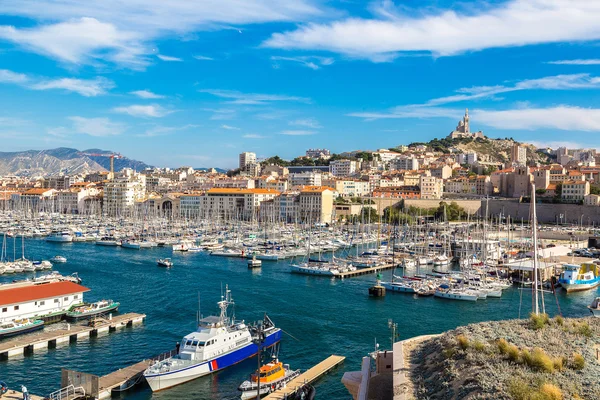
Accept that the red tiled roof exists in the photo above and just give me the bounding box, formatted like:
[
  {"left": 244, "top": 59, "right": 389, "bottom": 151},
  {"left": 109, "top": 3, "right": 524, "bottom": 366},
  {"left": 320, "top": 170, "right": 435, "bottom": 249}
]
[{"left": 0, "top": 281, "right": 90, "bottom": 307}]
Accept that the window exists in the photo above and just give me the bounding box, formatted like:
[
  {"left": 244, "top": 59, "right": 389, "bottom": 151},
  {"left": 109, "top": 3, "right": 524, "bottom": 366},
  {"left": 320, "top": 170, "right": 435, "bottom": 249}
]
[
  {"left": 74, "top": 295, "right": 79, "bottom": 299},
  {"left": 1, "top": 307, "right": 6, "bottom": 313},
  {"left": 64, "top": 297, "right": 69, "bottom": 301},
  {"left": 39, "top": 301, "right": 45, "bottom": 306},
  {"left": 14, "top": 306, "right": 19, "bottom": 311},
  {"left": 54, "top": 299, "right": 60, "bottom": 303}
]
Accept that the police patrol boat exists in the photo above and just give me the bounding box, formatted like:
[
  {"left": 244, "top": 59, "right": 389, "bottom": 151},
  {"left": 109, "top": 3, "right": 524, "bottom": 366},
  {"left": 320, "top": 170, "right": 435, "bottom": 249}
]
[{"left": 143, "top": 286, "right": 281, "bottom": 391}]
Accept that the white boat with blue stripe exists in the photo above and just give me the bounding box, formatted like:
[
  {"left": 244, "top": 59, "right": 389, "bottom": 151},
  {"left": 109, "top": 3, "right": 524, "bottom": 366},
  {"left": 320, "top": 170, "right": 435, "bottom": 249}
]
[
  {"left": 143, "top": 286, "right": 281, "bottom": 392},
  {"left": 558, "top": 263, "right": 600, "bottom": 293}
]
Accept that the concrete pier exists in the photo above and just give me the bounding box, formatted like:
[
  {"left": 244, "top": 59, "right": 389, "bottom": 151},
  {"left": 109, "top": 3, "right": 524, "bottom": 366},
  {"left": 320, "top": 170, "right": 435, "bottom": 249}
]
[{"left": 0, "top": 313, "right": 146, "bottom": 360}]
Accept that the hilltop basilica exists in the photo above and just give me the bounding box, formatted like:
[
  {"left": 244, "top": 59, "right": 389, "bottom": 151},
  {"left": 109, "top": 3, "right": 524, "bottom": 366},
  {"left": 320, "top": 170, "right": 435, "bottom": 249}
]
[{"left": 448, "top": 109, "right": 485, "bottom": 140}]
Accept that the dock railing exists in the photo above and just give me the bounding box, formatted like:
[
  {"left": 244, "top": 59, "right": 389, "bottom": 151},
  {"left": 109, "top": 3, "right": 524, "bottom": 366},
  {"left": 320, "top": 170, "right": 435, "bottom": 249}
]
[{"left": 48, "top": 384, "right": 86, "bottom": 400}]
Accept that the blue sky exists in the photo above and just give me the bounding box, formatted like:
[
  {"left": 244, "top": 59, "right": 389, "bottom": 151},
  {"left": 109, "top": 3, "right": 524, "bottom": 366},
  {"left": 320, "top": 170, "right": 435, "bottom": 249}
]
[{"left": 1, "top": 0, "right": 600, "bottom": 168}]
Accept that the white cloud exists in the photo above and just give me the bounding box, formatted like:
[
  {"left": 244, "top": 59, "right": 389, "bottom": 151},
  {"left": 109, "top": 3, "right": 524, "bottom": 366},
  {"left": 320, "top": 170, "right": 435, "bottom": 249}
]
[
  {"left": 271, "top": 55, "right": 334, "bottom": 70},
  {"left": 193, "top": 55, "right": 214, "bottom": 61},
  {"left": 348, "top": 106, "right": 460, "bottom": 120},
  {"left": 157, "top": 54, "right": 183, "bottom": 62},
  {"left": 68, "top": 116, "right": 125, "bottom": 136},
  {"left": 279, "top": 130, "right": 316, "bottom": 135},
  {"left": 31, "top": 77, "right": 114, "bottom": 97},
  {"left": 289, "top": 118, "right": 321, "bottom": 128},
  {"left": 137, "top": 124, "right": 198, "bottom": 137},
  {"left": 203, "top": 108, "right": 236, "bottom": 120},
  {"left": 0, "top": 1, "right": 321, "bottom": 68},
  {"left": 113, "top": 104, "right": 171, "bottom": 118},
  {"left": 264, "top": 1, "right": 600, "bottom": 60},
  {"left": 221, "top": 124, "right": 240, "bottom": 130},
  {"left": 130, "top": 89, "right": 164, "bottom": 99},
  {"left": 473, "top": 106, "right": 600, "bottom": 131},
  {"left": 0, "top": 69, "right": 29, "bottom": 84},
  {"left": 547, "top": 59, "right": 600, "bottom": 65},
  {"left": 0, "top": 17, "right": 147, "bottom": 68},
  {"left": 243, "top": 134, "right": 266, "bottom": 139},
  {"left": 200, "top": 89, "right": 310, "bottom": 105}
]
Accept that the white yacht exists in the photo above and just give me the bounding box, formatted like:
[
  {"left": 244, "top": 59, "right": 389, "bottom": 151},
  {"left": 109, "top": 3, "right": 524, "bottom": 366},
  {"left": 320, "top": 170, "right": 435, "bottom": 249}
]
[
  {"left": 143, "top": 286, "right": 281, "bottom": 392},
  {"left": 46, "top": 231, "right": 73, "bottom": 243}
]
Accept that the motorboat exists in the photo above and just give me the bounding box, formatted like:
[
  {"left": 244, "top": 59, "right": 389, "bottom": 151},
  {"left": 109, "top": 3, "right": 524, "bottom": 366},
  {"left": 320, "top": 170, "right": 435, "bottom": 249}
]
[
  {"left": 157, "top": 258, "right": 173, "bottom": 268},
  {"left": 50, "top": 255, "right": 67, "bottom": 263},
  {"left": 0, "top": 319, "right": 44, "bottom": 339},
  {"left": 558, "top": 263, "right": 600, "bottom": 293},
  {"left": 45, "top": 231, "right": 73, "bottom": 243},
  {"left": 96, "top": 236, "right": 121, "bottom": 246},
  {"left": 143, "top": 286, "right": 281, "bottom": 392},
  {"left": 588, "top": 297, "right": 600, "bottom": 317},
  {"left": 66, "top": 300, "right": 120, "bottom": 321},
  {"left": 248, "top": 255, "right": 262, "bottom": 268},
  {"left": 238, "top": 360, "right": 301, "bottom": 399}
]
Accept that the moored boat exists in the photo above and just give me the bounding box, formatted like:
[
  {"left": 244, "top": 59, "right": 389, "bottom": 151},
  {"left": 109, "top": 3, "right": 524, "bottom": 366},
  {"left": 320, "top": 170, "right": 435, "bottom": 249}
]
[
  {"left": 0, "top": 318, "right": 44, "bottom": 339},
  {"left": 65, "top": 300, "right": 120, "bottom": 321},
  {"left": 558, "top": 263, "right": 600, "bottom": 293},
  {"left": 50, "top": 255, "right": 67, "bottom": 263},
  {"left": 46, "top": 231, "right": 73, "bottom": 243},
  {"left": 143, "top": 286, "right": 281, "bottom": 392},
  {"left": 588, "top": 297, "right": 600, "bottom": 317},
  {"left": 238, "top": 359, "right": 301, "bottom": 399}
]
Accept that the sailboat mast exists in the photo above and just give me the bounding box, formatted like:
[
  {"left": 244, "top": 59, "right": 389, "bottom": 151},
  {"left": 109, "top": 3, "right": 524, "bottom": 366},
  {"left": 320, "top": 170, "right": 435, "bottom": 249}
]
[{"left": 531, "top": 182, "right": 540, "bottom": 316}]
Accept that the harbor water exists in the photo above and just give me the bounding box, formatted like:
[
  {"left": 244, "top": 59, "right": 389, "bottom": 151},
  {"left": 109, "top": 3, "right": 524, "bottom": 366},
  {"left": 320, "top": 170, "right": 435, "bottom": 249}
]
[{"left": 1, "top": 239, "right": 598, "bottom": 399}]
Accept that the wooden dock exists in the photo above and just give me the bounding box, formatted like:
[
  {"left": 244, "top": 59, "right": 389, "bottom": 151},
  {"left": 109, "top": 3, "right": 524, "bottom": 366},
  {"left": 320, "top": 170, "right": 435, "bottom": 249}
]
[
  {"left": 264, "top": 355, "right": 345, "bottom": 400},
  {"left": 334, "top": 264, "right": 396, "bottom": 279},
  {"left": 0, "top": 313, "right": 145, "bottom": 360}
]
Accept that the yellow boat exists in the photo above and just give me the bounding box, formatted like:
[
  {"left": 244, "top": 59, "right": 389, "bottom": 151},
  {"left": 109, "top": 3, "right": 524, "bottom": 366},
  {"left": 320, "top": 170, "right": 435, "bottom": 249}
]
[{"left": 238, "top": 360, "right": 300, "bottom": 399}]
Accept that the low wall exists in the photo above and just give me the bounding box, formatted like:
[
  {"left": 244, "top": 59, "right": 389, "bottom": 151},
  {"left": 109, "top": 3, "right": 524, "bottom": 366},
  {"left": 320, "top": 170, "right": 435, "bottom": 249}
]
[
  {"left": 404, "top": 199, "right": 482, "bottom": 215},
  {"left": 484, "top": 199, "right": 600, "bottom": 225}
]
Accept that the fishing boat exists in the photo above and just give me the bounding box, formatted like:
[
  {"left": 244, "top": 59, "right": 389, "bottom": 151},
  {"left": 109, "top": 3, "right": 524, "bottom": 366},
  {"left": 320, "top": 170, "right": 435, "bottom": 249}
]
[
  {"left": 588, "top": 297, "right": 600, "bottom": 317},
  {"left": 50, "top": 255, "right": 67, "bottom": 263},
  {"left": 238, "top": 359, "right": 301, "bottom": 399},
  {"left": 157, "top": 258, "right": 173, "bottom": 268},
  {"left": 45, "top": 231, "right": 73, "bottom": 243},
  {"left": 558, "top": 263, "right": 600, "bottom": 293},
  {"left": 0, "top": 319, "right": 44, "bottom": 339},
  {"left": 65, "top": 300, "right": 120, "bottom": 321},
  {"left": 143, "top": 286, "right": 282, "bottom": 392}
]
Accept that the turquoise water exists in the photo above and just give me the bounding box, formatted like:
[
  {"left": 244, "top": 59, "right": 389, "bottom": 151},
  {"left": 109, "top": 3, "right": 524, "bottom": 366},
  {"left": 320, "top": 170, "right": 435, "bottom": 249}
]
[{"left": 1, "top": 239, "right": 598, "bottom": 399}]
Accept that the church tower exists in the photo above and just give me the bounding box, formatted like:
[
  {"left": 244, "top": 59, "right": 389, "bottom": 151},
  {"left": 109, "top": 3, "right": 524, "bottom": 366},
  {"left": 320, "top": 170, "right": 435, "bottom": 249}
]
[{"left": 463, "top": 108, "right": 470, "bottom": 134}]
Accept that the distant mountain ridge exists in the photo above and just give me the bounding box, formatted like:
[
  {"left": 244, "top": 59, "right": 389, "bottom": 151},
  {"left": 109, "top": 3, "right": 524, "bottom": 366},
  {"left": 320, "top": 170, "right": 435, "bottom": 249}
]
[{"left": 0, "top": 147, "right": 152, "bottom": 177}]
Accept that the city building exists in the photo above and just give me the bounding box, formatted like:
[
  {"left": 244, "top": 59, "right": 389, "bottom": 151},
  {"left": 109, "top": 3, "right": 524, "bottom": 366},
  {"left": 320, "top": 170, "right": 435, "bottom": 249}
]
[
  {"left": 239, "top": 152, "right": 257, "bottom": 170},
  {"left": 102, "top": 169, "right": 147, "bottom": 216},
  {"left": 323, "top": 179, "right": 370, "bottom": 198},
  {"left": 392, "top": 156, "right": 419, "bottom": 171},
  {"left": 511, "top": 144, "right": 527, "bottom": 165},
  {"left": 199, "top": 188, "right": 280, "bottom": 220},
  {"left": 584, "top": 194, "right": 600, "bottom": 206},
  {"left": 0, "top": 281, "right": 90, "bottom": 323},
  {"left": 419, "top": 176, "right": 443, "bottom": 199},
  {"left": 330, "top": 159, "right": 358, "bottom": 177},
  {"left": 297, "top": 186, "right": 335, "bottom": 223},
  {"left": 305, "top": 149, "right": 331, "bottom": 159},
  {"left": 561, "top": 180, "right": 590, "bottom": 203},
  {"left": 289, "top": 172, "right": 322, "bottom": 187}
]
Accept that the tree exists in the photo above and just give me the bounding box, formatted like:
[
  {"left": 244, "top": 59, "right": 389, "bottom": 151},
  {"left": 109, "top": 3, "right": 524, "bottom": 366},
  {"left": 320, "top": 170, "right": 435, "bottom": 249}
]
[
  {"left": 535, "top": 188, "right": 547, "bottom": 195},
  {"left": 590, "top": 185, "right": 600, "bottom": 195},
  {"left": 262, "top": 155, "right": 289, "bottom": 166},
  {"left": 435, "top": 201, "right": 466, "bottom": 221}
]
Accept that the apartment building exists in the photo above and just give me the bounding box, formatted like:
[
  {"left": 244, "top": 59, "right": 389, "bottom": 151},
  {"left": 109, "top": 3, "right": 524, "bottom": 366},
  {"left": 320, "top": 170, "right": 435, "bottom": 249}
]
[
  {"left": 297, "top": 186, "right": 335, "bottom": 223},
  {"left": 419, "top": 176, "right": 443, "bottom": 199},
  {"left": 561, "top": 180, "right": 590, "bottom": 203},
  {"left": 323, "top": 179, "right": 370, "bottom": 198},
  {"left": 289, "top": 172, "right": 322, "bottom": 187},
  {"left": 239, "top": 152, "right": 257, "bottom": 170},
  {"left": 330, "top": 160, "right": 358, "bottom": 177},
  {"left": 102, "top": 170, "right": 147, "bottom": 216},
  {"left": 199, "top": 188, "right": 280, "bottom": 220}
]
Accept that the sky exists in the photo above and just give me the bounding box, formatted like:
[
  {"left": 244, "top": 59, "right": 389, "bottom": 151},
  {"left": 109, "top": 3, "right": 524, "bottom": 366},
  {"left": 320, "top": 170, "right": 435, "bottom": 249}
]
[{"left": 1, "top": 0, "right": 600, "bottom": 168}]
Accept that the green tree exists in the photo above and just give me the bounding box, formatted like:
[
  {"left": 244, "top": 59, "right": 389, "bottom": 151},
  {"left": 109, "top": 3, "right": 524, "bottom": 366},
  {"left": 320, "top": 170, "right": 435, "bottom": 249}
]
[{"left": 590, "top": 185, "right": 600, "bottom": 195}]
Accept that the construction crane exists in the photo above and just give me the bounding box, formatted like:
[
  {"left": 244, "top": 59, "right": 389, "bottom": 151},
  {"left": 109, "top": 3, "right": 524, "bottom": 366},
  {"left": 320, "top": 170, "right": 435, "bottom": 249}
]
[{"left": 79, "top": 152, "right": 123, "bottom": 178}]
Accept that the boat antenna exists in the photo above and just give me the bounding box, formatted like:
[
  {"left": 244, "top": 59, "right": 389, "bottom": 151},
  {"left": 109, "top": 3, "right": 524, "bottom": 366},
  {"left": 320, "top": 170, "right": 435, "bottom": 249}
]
[{"left": 197, "top": 291, "right": 201, "bottom": 325}]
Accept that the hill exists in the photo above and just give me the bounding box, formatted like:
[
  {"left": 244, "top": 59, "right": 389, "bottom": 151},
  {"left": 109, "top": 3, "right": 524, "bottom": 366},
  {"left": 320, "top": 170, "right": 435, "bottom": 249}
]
[
  {"left": 400, "top": 137, "right": 552, "bottom": 165},
  {"left": 407, "top": 316, "right": 599, "bottom": 399},
  {"left": 0, "top": 148, "right": 152, "bottom": 177}
]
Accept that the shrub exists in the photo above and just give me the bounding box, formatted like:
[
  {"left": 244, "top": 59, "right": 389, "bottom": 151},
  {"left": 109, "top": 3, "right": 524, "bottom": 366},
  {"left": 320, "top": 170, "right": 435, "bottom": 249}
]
[
  {"left": 552, "top": 357, "right": 565, "bottom": 372},
  {"left": 530, "top": 313, "right": 550, "bottom": 330},
  {"left": 442, "top": 347, "right": 456, "bottom": 359},
  {"left": 571, "top": 353, "right": 585, "bottom": 370},
  {"left": 509, "top": 378, "right": 532, "bottom": 400},
  {"left": 472, "top": 340, "right": 486, "bottom": 352},
  {"left": 498, "top": 338, "right": 509, "bottom": 355},
  {"left": 507, "top": 344, "right": 521, "bottom": 362},
  {"left": 539, "top": 383, "right": 562, "bottom": 400},
  {"left": 521, "top": 349, "right": 533, "bottom": 367},
  {"left": 456, "top": 334, "right": 470, "bottom": 350},
  {"left": 576, "top": 322, "right": 592, "bottom": 338},
  {"left": 530, "top": 348, "right": 554, "bottom": 373},
  {"left": 553, "top": 315, "right": 564, "bottom": 326}
]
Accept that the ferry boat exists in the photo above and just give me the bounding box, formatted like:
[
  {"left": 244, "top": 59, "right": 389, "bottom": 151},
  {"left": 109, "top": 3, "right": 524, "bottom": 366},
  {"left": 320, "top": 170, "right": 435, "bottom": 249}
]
[
  {"left": 238, "top": 359, "right": 301, "bottom": 399},
  {"left": 589, "top": 297, "right": 600, "bottom": 317},
  {"left": 50, "top": 255, "right": 67, "bottom": 263},
  {"left": 66, "top": 300, "right": 120, "bottom": 321},
  {"left": 45, "top": 231, "right": 73, "bottom": 243},
  {"left": 0, "top": 318, "right": 44, "bottom": 339},
  {"left": 143, "top": 286, "right": 282, "bottom": 392},
  {"left": 558, "top": 263, "right": 600, "bottom": 293},
  {"left": 157, "top": 258, "right": 173, "bottom": 268}
]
